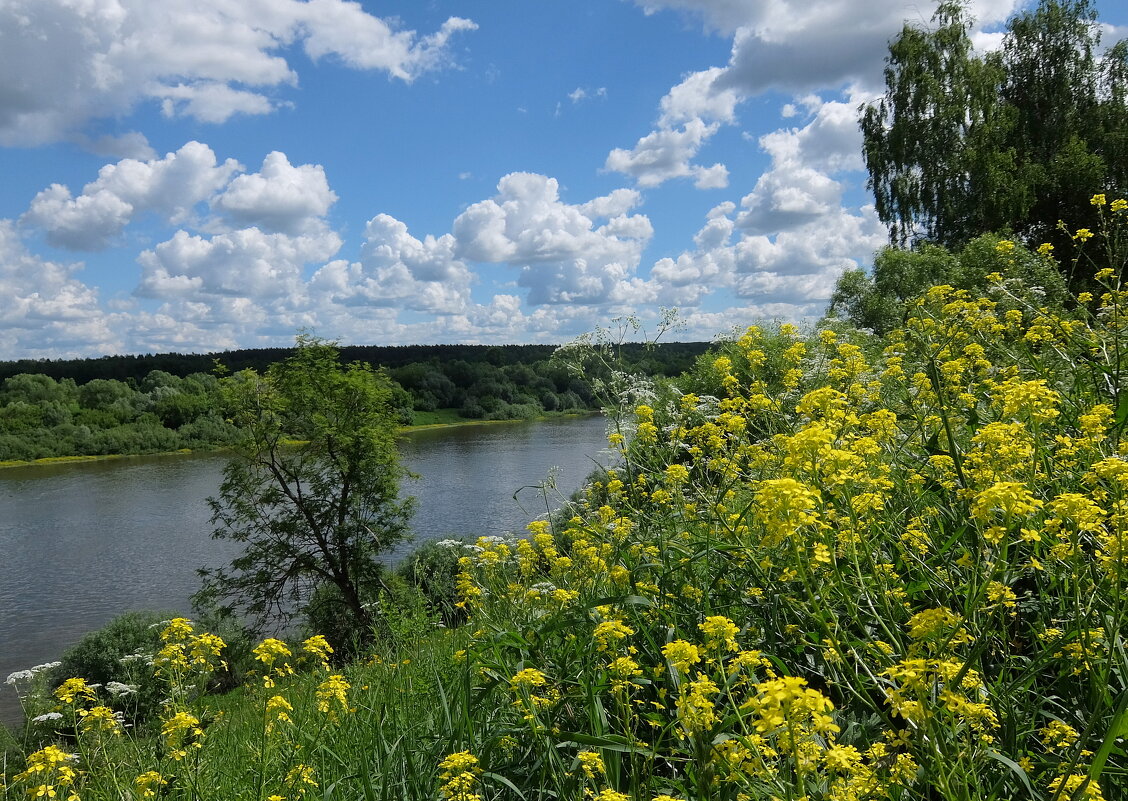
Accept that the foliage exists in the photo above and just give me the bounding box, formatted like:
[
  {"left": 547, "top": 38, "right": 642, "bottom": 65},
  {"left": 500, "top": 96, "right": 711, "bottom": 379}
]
[
  {"left": 862, "top": 0, "right": 1128, "bottom": 270},
  {"left": 194, "top": 336, "right": 415, "bottom": 642},
  {"left": 13, "top": 204, "right": 1128, "bottom": 800},
  {"left": 396, "top": 538, "right": 470, "bottom": 628},
  {"left": 0, "top": 342, "right": 711, "bottom": 462},
  {"left": 829, "top": 232, "right": 1070, "bottom": 334},
  {"left": 0, "top": 370, "right": 237, "bottom": 462},
  {"left": 447, "top": 224, "right": 1128, "bottom": 799},
  {"left": 46, "top": 611, "right": 180, "bottom": 724}
]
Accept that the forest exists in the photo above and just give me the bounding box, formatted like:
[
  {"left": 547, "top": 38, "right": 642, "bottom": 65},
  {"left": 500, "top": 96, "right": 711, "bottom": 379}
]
[{"left": 0, "top": 341, "right": 711, "bottom": 462}]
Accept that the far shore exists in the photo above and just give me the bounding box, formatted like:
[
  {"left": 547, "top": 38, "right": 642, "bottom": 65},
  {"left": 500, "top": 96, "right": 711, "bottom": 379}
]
[{"left": 0, "top": 411, "right": 601, "bottom": 471}]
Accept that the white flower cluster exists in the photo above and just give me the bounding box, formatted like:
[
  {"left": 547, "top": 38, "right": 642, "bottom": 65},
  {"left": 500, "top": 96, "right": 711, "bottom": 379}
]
[{"left": 5, "top": 661, "right": 61, "bottom": 685}]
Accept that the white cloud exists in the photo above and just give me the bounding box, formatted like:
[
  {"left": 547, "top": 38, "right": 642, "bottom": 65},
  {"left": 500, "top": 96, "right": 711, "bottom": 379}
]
[
  {"left": 452, "top": 173, "right": 654, "bottom": 304},
  {"left": 641, "top": 186, "right": 885, "bottom": 311},
  {"left": 309, "top": 214, "right": 473, "bottom": 314},
  {"left": 22, "top": 142, "right": 240, "bottom": 250},
  {"left": 730, "top": 207, "right": 886, "bottom": 301},
  {"left": 605, "top": 118, "right": 729, "bottom": 189},
  {"left": 658, "top": 67, "right": 740, "bottom": 127},
  {"left": 300, "top": 6, "right": 477, "bottom": 79},
  {"left": 0, "top": 0, "right": 477, "bottom": 146},
  {"left": 611, "top": 0, "right": 1022, "bottom": 191},
  {"left": 213, "top": 152, "right": 337, "bottom": 235},
  {"left": 633, "top": 1, "right": 1019, "bottom": 94},
  {"left": 136, "top": 227, "right": 342, "bottom": 300},
  {"left": 157, "top": 82, "right": 277, "bottom": 124},
  {"left": 0, "top": 220, "right": 118, "bottom": 357}
]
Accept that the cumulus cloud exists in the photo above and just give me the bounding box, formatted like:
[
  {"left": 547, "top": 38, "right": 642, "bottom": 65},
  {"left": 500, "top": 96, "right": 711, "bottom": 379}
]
[
  {"left": 611, "top": 0, "right": 1021, "bottom": 190},
  {"left": 309, "top": 214, "right": 473, "bottom": 314},
  {"left": 0, "top": 0, "right": 477, "bottom": 146},
  {"left": 22, "top": 144, "right": 341, "bottom": 251},
  {"left": 634, "top": 0, "right": 1018, "bottom": 93},
  {"left": 212, "top": 152, "right": 337, "bottom": 235},
  {"left": 22, "top": 142, "right": 240, "bottom": 250},
  {"left": 642, "top": 172, "right": 885, "bottom": 313},
  {"left": 0, "top": 220, "right": 118, "bottom": 357},
  {"left": 605, "top": 118, "right": 729, "bottom": 189},
  {"left": 136, "top": 227, "right": 342, "bottom": 300},
  {"left": 452, "top": 173, "right": 654, "bottom": 304}
]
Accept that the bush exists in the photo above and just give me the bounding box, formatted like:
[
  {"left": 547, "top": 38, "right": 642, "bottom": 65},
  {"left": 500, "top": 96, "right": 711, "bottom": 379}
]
[
  {"left": 48, "top": 610, "right": 180, "bottom": 723},
  {"left": 397, "top": 539, "right": 468, "bottom": 628},
  {"left": 305, "top": 570, "right": 435, "bottom": 660}
]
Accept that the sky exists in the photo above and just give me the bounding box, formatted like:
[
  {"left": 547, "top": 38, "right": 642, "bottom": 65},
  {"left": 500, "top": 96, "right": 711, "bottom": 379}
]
[{"left": 0, "top": 0, "right": 1125, "bottom": 359}]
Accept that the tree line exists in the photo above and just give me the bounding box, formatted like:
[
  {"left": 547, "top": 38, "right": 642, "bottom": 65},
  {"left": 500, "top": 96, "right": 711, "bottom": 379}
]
[{"left": 0, "top": 341, "right": 711, "bottom": 462}]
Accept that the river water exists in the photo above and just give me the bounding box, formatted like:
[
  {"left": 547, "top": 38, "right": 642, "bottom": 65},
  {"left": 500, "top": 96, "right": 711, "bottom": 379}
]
[{"left": 0, "top": 415, "right": 610, "bottom": 725}]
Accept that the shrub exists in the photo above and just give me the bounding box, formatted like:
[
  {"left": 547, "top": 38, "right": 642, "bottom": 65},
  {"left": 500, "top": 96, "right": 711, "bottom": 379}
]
[
  {"left": 397, "top": 539, "right": 468, "bottom": 628},
  {"left": 48, "top": 610, "right": 180, "bottom": 723}
]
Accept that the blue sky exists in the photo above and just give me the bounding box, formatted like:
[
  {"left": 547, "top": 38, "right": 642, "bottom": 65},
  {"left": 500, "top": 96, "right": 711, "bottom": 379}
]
[{"left": 0, "top": 0, "right": 1124, "bottom": 358}]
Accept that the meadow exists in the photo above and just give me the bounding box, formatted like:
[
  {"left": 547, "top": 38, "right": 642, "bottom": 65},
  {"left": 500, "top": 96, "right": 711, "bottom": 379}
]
[{"left": 4, "top": 201, "right": 1128, "bottom": 800}]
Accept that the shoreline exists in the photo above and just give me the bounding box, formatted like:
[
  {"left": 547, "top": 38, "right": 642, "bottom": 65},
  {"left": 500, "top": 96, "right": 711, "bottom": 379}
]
[{"left": 0, "top": 411, "right": 601, "bottom": 470}]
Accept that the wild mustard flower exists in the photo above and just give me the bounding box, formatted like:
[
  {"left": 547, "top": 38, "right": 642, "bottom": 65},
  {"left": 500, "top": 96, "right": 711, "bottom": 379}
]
[
  {"left": 187, "top": 632, "right": 227, "bottom": 668},
  {"left": 285, "top": 764, "right": 318, "bottom": 796},
  {"left": 972, "top": 481, "right": 1043, "bottom": 526},
  {"left": 1040, "top": 720, "right": 1080, "bottom": 750},
  {"left": 823, "top": 743, "right": 863, "bottom": 772},
  {"left": 438, "top": 751, "right": 483, "bottom": 801},
  {"left": 510, "top": 667, "right": 548, "bottom": 690},
  {"left": 265, "top": 694, "right": 293, "bottom": 731},
  {"left": 999, "top": 379, "right": 1061, "bottom": 424},
  {"left": 161, "top": 711, "right": 204, "bottom": 760},
  {"left": 160, "top": 617, "right": 194, "bottom": 641},
  {"left": 1049, "top": 774, "right": 1105, "bottom": 801},
  {"left": 134, "top": 771, "right": 167, "bottom": 798},
  {"left": 743, "top": 675, "right": 839, "bottom": 738},
  {"left": 253, "top": 638, "right": 294, "bottom": 688},
  {"left": 316, "top": 674, "right": 351, "bottom": 720},
  {"left": 576, "top": 750, "right": 605, "bottom": 780},
  {"left": 699, "top": 616, "right": 740, "bottom": 652},
  {"left": 77, "top": 705, "right": 121, "bottom": 734},
  {"left": 753, "top": 477, "right": 821, "bottom": 546},
  {"left": 14, "top": 745, "right": 79, "bottom": 801},
  {"left": 662, "top": 640, "right": 701, "bottom": 674},
  {"left": 906, "top": 607, "right": 972, "bottom": 650},
  {"left": 675, "top": 674, "right": 719, "bottom": 735},
  {"left": 593, "top": 619, "right": 635, "bottom": 652},
  {"left": 302, "top": 634, "right": 333, "bottom": 667},
  {"left": 54, "top": 677, "right": 96, "bottom": 706}
]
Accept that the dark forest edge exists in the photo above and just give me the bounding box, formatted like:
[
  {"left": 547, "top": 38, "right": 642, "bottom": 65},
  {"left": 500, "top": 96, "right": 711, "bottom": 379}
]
[{"left": 0, "top": 341, "right": 711, "bottom": 463}]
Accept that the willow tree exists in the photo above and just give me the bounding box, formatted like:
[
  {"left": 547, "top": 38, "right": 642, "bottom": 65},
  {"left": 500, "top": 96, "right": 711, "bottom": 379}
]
[
  {"left": 861, "top": 0, "right": 1128, "bottom": 261},
  {"left": 195, "top": 336, "right": 413, "bottom": 639}
]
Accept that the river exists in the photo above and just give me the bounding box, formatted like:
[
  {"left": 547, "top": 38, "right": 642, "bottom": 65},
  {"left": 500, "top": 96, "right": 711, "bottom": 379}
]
[{"left": 0, "top": 415, "right": 610, "bottom": 725}]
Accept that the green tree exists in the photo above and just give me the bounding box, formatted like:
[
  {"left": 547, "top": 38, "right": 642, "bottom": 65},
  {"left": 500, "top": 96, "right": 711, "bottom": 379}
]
[
  {"left": 861, "top": 0, "right": 1128, "bottom": 259},
  {"left": 828, "top": 233, "right": 1070, "bottom": 334},
  {"left": 194, "top": 336, "right": 414, "bottom": 639}
]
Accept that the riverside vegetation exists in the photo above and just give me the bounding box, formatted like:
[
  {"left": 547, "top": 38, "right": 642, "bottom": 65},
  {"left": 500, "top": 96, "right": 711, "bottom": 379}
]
[
  {"left": 4, "top": 197, "right": 1128, "bottom": 800},
  {"left": 0, "top": 343, "right": 709, "bottom": 464}
]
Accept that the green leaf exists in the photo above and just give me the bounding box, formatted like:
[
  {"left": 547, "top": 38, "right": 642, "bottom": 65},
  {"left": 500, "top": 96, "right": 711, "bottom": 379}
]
[
  {"left": 1090, "top": 691, "right": 1128, "bottom": 782},
  {"left": 556, "top": 732, "right": 656, "bottom": 757},
  {"left": 985, "top": 749, "right": 1035, "bottom": 797}
]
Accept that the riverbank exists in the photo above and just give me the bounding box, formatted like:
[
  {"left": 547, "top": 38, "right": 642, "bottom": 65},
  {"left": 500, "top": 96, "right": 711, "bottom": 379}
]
[{"left": 0, "top": 411, "right": 601, "bottom": 470}]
